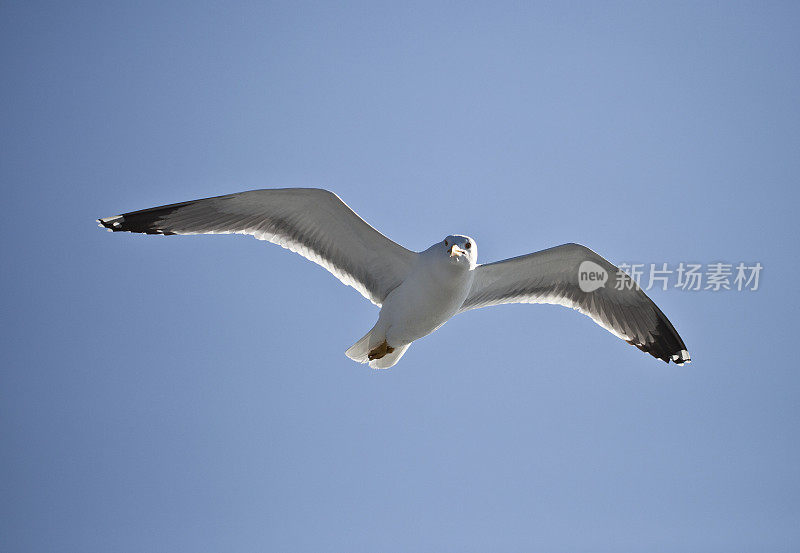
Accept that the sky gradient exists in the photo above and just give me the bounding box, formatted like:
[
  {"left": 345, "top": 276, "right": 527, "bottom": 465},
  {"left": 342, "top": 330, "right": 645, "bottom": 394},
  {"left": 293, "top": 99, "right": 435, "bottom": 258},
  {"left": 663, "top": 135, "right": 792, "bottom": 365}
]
[{"left": 2, "top": 2, "right": 799, "bottom": 551}]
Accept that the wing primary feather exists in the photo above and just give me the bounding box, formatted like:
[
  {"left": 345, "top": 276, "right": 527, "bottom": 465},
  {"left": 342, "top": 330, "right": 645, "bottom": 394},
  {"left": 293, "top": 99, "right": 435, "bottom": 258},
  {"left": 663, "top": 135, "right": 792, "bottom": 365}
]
[
  {"left": 461, "top": 243, "right": 690, "bottom": 365},
  {"left": 98, "top": 188, "right": 417, "bottom": 306}
]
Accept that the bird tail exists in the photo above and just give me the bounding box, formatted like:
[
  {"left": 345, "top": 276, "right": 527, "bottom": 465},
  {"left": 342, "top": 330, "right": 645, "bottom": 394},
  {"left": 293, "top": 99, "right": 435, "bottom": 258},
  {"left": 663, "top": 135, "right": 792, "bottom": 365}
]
[
  {"left": 369, "top": 344, "right": 410, "bottom": 370},
  {"left": 345, "top": 324, "right": 411, "bottom": 369},
  {"left": 345, "top": 325, "right": 382, "bottom": 364}
]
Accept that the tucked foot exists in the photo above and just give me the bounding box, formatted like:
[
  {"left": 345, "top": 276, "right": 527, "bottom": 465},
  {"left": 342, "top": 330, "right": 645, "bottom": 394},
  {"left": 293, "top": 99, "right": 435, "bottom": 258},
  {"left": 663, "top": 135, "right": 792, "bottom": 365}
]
[{"left": 367, "top": 340, "right": 395, "bottom": 361}]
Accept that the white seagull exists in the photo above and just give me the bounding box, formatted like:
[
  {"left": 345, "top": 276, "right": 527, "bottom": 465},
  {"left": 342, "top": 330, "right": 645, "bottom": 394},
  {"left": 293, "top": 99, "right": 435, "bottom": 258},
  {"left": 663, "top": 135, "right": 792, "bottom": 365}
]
[{"left": 98, "top": 188, "right": 691, "bottom": 369}]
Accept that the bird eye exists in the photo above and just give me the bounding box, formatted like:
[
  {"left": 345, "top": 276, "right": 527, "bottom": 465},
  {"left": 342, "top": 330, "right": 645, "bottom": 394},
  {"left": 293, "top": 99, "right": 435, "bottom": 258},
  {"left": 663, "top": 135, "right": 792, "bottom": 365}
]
[
  {"left": 444, "top": 240, "right": 448, "bottom": 246},
  {"left": 465, "top": 242, "right": 471, "bottom": 249}
]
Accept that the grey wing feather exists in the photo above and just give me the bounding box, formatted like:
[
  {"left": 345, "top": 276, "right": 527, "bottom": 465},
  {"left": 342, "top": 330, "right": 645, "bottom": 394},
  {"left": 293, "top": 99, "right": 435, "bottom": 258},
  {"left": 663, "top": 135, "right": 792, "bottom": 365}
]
[
  {"left": 461, "top": 243, "right": 691, "bottom": 364},
  {"left": 98, "top": 188, "right": 416, "bottom": 306}
]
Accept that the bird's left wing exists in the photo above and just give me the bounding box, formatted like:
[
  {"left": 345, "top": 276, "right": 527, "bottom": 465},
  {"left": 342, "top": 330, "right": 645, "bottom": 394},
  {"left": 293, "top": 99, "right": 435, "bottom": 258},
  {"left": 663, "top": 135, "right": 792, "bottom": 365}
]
[
  {"left": 460, "top": 243, "right": 690, "bottom": 364},
  {"left": 98, "top": 188, "right": 416, "bottom": 306}
]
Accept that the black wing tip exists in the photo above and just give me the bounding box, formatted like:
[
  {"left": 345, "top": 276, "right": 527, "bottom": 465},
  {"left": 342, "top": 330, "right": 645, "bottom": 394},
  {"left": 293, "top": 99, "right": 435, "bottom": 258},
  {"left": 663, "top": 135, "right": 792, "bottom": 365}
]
[
  {"left": 627, "top": 316, "right": 691, "bottom": 366},
  {"left": 629, "top": 301, "right": 691, "bottom": 366},
  {"left": 627, "top": 340, "right": 691, "bottom": 365},
  {"left": 670, "top": 349, "right": 692, "bottom": 365},
  {"left": 98, "top": 215, "right": 123, "bottom": 231},
  {"left": 97, "top": 208, "right": 179, "bottom": 235}
]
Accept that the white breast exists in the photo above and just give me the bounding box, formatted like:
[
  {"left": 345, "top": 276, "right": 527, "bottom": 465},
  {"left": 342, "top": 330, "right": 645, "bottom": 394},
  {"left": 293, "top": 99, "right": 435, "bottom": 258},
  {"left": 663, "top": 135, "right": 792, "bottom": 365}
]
[{"left": 378, "top": 253, "right": 474, "bottom": 346}]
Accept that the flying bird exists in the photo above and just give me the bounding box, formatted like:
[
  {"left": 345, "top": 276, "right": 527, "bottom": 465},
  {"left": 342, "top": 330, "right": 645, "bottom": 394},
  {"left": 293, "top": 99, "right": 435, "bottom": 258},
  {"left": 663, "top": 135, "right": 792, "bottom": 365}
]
[{"left": 98, "top": 188, "right": 691, "bottom": 369}]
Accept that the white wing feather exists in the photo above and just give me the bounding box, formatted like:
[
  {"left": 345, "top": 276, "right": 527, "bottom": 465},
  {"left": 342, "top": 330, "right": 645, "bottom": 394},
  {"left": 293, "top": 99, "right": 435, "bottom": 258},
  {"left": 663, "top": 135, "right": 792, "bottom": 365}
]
[
  {"left": 461, "top": 243, "right": 690, "bottom": 364},
  {"left": 98, "top": 188, "right": 417, "bottom": 306}
]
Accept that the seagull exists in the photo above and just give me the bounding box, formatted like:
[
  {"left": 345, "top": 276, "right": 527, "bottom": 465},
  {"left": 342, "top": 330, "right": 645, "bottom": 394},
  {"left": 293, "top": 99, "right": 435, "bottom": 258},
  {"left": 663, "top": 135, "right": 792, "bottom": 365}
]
[{"left": 98, "top": 188, "right": 691, "bottom": 369}]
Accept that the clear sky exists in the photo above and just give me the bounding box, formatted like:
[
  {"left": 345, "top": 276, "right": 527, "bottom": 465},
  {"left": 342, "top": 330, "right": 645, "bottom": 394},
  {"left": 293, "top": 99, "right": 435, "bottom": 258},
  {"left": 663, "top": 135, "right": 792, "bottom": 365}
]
[{"left": 2, "top": 2, "right": 799, "bottom": 551}]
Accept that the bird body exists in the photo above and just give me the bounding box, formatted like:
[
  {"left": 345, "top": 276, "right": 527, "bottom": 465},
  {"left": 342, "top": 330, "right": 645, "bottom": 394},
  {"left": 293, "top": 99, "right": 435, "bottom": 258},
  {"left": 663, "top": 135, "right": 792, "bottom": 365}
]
[
  {"left": 383, "top": 237, "right": 476, "bottom": 345},
  {"left": 99, "top": 188, "right": 691, "bottom": 369},
  {"left": 345, "top": 236, "right": 476, "bottom": 367}
]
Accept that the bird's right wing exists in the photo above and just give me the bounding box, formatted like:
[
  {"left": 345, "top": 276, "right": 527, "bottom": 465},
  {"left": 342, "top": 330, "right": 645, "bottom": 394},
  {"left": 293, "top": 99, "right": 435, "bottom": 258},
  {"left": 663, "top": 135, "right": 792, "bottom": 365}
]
[
  {"left": 460, "top": 243, "right": 690, "bottom": 364},
  {"left": 98, "top": 188, "right": 417, "bottom": 306}
]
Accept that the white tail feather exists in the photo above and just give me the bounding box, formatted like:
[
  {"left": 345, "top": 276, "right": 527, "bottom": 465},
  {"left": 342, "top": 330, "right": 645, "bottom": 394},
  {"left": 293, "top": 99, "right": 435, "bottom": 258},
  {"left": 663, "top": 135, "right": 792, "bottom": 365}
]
[
  {"left": 369, "top": 344, "right": 410, "bottom": 369},
  {"left": 345, "top": 324, "right": 411, "bottom": 369},
  {"left": 345, "top": 324, "right": 381, "bottom": 363}
]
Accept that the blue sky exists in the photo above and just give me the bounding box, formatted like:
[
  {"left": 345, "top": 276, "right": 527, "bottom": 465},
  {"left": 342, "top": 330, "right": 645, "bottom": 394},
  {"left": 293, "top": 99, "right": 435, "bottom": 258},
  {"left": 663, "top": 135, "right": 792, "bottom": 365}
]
[{"left": 2, "top": 2, "right": 798, "bottom": 551}]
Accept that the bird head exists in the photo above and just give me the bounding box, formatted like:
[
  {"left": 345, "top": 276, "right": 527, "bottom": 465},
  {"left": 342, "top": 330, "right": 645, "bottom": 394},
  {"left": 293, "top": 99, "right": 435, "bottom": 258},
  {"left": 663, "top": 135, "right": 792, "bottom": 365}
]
[{"left": 442, "top": 235, "right": 477, "bottom": 268}]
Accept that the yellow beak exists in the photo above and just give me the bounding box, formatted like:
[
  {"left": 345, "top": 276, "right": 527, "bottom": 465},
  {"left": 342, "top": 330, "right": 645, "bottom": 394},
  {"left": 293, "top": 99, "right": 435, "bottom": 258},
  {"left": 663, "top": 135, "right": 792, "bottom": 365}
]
[{"left": 449, "top": 245, "right": 466, "bottom": 257}]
